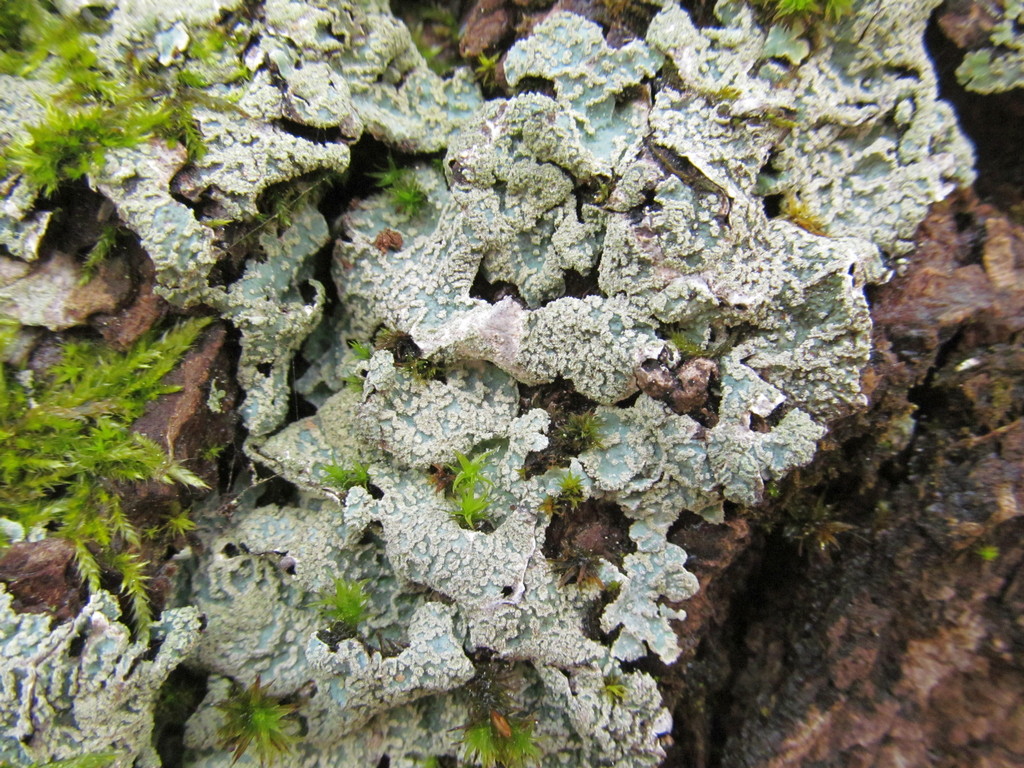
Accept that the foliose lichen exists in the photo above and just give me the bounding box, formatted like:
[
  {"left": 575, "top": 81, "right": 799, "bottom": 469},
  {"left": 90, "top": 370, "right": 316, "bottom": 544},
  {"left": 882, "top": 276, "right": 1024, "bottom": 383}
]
[
  {"left": 955, "top": 0, "right": 1024, "bottom": 93},
  {"left": 0, "top": 1, "right": 979, "bottom": 766},
  {"left": 0, "top": 587, "right": 201, "bottom": 768},
  {"left": 182, "top": 4, "right": 972, "bottom": 766}
]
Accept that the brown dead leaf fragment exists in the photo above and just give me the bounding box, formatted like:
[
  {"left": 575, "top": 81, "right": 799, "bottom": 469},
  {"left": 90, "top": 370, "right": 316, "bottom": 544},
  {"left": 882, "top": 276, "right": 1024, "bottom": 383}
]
[
  {"left": 92, "top": 237, "right": 167, "bottom": 348},
  {"left": 373, "top": 228, "right": 404, "bottom": 253},
  {"left": 130, "top": 321, "right": 237, "bottom": 502},
  {"left": 937, "top": 0, "right": 1001, "bottom": 49},
  {"left": 121, "top": 321, "right": 239, "bottom": 612},
  {"left": 636, "top": 356, "right": 718, "bottom": 415}
]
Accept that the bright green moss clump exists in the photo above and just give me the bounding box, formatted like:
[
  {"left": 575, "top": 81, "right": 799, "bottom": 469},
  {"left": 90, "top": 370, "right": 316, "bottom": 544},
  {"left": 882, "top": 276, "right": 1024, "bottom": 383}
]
[
  {"left": 4, "top": 104, "right": 167, "bottom": 195},
  {"left": 313, "top": 577, "right": 371, "bottom": 632},
  {"left": 764, "top": 0, "right": 855, "bottom": 22},
  {"left": 370, "top": 157, "right": 430, "bottom": 217},
  {"left": 0, "top": 317, "right": 211, "bottom": 629},
  {"left": 0, "top": 0, "right": 247, "bottom": 195}
]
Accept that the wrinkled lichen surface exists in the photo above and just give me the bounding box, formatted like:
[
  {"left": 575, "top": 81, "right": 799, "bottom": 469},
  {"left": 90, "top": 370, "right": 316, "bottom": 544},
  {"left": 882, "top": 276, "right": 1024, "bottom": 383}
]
[
  {"left": 0, "top": 1, "right": 976, "bottom": 766},
  {"left": 0, "top": 587, "right": 201, "bottom": 768}
]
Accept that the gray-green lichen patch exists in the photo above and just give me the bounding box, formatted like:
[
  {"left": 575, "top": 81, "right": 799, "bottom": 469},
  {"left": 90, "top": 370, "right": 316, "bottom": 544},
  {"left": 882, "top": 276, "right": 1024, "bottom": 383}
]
[
  {"left": 184, "top": 498, "right": 389, "bottom": 693},
  {"left": 182, "top": 493, "right": 505, "bottom": 762},
  {"left": 305, "top": 602, "right": 475, "bottom": 734},
  {"left": 1, "top": 0, "right": 481, "bottom": 308},
  {"left": 0, "top": 73, "right": 53, "bottom": 262},
  {"left": 185, "top": 686, "right": 465, "bottom": 768},
  {"left": 648, "top": 0, "right": 975, "bottom": 255},
  {"left": 174, "top": 102, "right": 351, "bottom": 220},
  {"left": 182, "top": 5, "right": 981, "bottom": 765},
  {"left": 600, "top": 520, "right": 698, "bottom": 662},
  {"left": 250, "top": 383, "right": 374, "bottom": 494},
  {"left": 257, "top": 0, "right": 481, "bottom": 151},
  {"left": 955, "top": 0, "right": 1024, "bottom": 93},
  {"left": 537, "top": 663, "right": 670, "bottom": 768},
  {"left": 208, "top": 201, "right": 329, "bottom": 436},
  {"left": 583, "top": 395, "right": 721, "bottom": 521},
  {"left": 360, "top": 356, "right": 519, "bottom": 467},
  {"left": 93, "top": 0, "right": 245, "bottom": 63},
  {"left": 0, "top": 587, "right": 201, "bottom": 768},
  {"left": 95, "top": 143, "right": 221, "bottom": 306}
]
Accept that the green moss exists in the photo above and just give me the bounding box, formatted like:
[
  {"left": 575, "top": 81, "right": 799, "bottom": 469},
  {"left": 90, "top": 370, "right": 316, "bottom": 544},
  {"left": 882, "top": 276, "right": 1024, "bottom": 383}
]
[
  {"left": 407, "top": 6, "right": 460, "bottom": 76},
  {"left": 549, "top": 546, "right": 605, "bottom": 589},
  {"left": 341, "top": 373, "right": 365, "bottom": 392},
  {"left": 782, "top": 497, "right": 855, "bottom": 557},
  {"left": 0, "top": 317, "right": 211, "bottom": 630},
  {"left": 321, "top": 462, "right": 371, "bottom": 494},
  {"left": 451, "top": 488, "right": 492, "bottom": 530},
  {"left": 347, "top": 339, "right": 373, "bottom": 361},
  {"left": 976, "top": 545, "right": 1000, "bottom": 562},
  {"left": 159, "top": 504, "right": 197, "bottom": 538},
  {"left": 439, "top": 450, "right": 495, "bottom": 530},
  {"left": 399, "top": 355, "right": 445, "bottom": 382},
  {"left": 370, "top": 157, "right": 429, "bottom": 217},
  {"left": 188, "top": 26, "right": 249, "bottom": 69},
  {"left": 1, "top": 754, "right": 119, "bottom": 768},
  {"left": 539, "top": 471, "right": 585, "bottom": 516},
  {"left": 313, "top": 577, "right": 371, "bottom": 631},
  {"left": 215, "top": 677, "right": 299, "bottom": 767},
  {"left": 602, "top": 673, "right": 628, "bottom": 704},
  {"left": 559, "top": 471, "right": 585, "bottom": 503},
  {"left": 667, "top": 326, "right": 738, "bottom": 359},
  {"left": 200, "top": 442, "right": 226, "bottom": 461},
  {"left": 668, "top": 331, "right": 708, "bottom": 358},
  {"left": 781, "top": 194, "right": 829, "bottom": 235},
  {"left": 461, "top": 715, "right": 539, "bottom": 768},
  {"left": 556, "top": 412, "right": 606, "bottom": 455},
  {"left": 4, "top": 103, "right": 164, "bottom": 195},
  {"left": 449, "top": 450, "right": 494, "bottom": 495},
  {"left": 0, "top": 0, "right": 252, "bottom": 193},
  {"left": 391, "top": 175, "right": 429, "bottom": 216},
  {"left": 473, "top": 52, "right": 501, "bottom": 89},
  {"left": 79, "top": 222, "right": 121, "bottom": 283},
  {"left": 761, "top": 0, "right": 855, "bottom": 23},
  {"left": 0, "top": 0, "right": 53, "bottom": 73}
]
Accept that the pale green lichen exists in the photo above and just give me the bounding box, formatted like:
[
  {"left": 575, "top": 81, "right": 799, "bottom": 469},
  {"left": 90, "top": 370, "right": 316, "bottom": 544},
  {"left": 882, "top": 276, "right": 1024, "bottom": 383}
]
[
  {"left": 184, "top": 500, "right": 388, "bottom": 694},
  {"left": 208, "top": 201, "right": 329, "bottom": 436},
  {"left": 0, "top": 588, "right": 201, "bottom": 768},
  {"left": 0, "top": 0, "right": 481, "bottom": 309},
  {"left": 181, "top": 6, "right": 973, "bottom": 767},
  {"left": 648, "top": 0, "right": 975, "bottom": 255},
  {"left": 955, "top": 0, "right": 1024, "bottom": 93}
]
